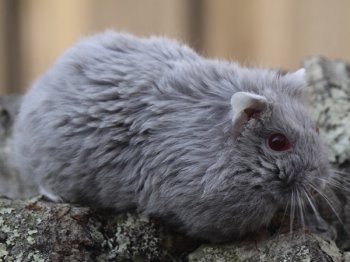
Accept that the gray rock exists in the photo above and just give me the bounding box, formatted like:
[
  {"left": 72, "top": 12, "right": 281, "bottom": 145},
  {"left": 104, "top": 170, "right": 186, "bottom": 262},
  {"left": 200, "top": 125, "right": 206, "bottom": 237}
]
[
  {"left": 188, "top": 232, "right": 342, "bottom": 262},
  {"left": 0, "top": 95, "right": 38, "bottom": 199},
  {"left": 304, "top": 57, "right": 350, "bottom": 250},
  {"left": 0, "top": 196, "right": 198, "bottom": 261},
  {"left": 304, "top": 57, "right": 350, "bottom": 165}
]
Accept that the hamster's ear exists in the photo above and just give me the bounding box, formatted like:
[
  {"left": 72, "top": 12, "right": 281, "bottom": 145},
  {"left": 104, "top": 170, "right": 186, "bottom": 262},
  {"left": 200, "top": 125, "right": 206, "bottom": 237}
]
[
  {"left": 231, "top": 92, "right": 268, "bottom": 136},
  {"left": 293, "top": 68, "right": 306, "bottom": 79},
  {"left": 292, "top": 68, "right": 306, "bottom": 85},
  {"left": 284, "top": 68, "right": 307, "bottom": 97}
]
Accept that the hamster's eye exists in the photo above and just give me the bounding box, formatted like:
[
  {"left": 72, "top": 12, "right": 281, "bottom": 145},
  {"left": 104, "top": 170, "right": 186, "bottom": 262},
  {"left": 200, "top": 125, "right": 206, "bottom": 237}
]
[{"left": 268, "top": 133, "right": 291, "bottom": 152}]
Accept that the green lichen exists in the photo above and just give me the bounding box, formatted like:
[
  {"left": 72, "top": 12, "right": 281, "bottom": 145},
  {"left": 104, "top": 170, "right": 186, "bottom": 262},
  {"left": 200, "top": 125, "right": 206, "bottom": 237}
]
[
  {"left": 15, "top": 252, "right": 24, "bottom": 261},
  {"left": 104, "top": 213, "right": 164, "bottom": 260},
  {"left": 0, "top": 208, "right": 14, "bottom": 215},
  {"left": 28, "top": 229, "right": 38, "bottom": 235},
  {"left": 188, "top": 231, "right": 343, "bottom": 262},
  {"left": 315, "top": 235, "right": 342, "bottom": 262},
  {"left": 6, "top": 229, "right": 19, "bottom": 246},
  {"left": 304, "top": 57, "right": 350, "bottom": 165},
  {"left": 188, "top": 245, "right": 241, "bottom": 262},
  {"left": 295, "top": 246, "right": 310, "bottom": 262},
  {"left": 26, "top": 236, "right": 35, "bottom": 245},
  {"left": 0, "top": 199, "right": 48, "bottom": 261},
  {"left": 1, "top": 225, "right": 11, "bottom": 233},
  {"left": 344, "top": 252, "right": 350, "bottom": 261},
  {"left": 0, "top": 243, "right": 9, "bottom": 258},
  {"left": 26, "top": 250, "right": 46, "bottom": 262}
]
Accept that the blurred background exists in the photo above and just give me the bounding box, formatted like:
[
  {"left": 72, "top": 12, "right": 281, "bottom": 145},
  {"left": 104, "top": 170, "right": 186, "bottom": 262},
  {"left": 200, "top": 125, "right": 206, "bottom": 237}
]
[{"left": 1, "top": 0, "right": 350, "bottom": 94}]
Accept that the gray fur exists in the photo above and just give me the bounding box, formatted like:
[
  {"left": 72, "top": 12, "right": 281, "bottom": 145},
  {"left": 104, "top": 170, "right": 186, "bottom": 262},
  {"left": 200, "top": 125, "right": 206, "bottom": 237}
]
[{"left": 12, "top": 31, "right": 331, "bottom": 242}]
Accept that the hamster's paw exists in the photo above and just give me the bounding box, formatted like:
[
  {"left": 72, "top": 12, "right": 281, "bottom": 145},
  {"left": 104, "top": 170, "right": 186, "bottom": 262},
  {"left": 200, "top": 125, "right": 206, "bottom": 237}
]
[{"left": 39, "top": 186, "right": 62, "bottom": 203}]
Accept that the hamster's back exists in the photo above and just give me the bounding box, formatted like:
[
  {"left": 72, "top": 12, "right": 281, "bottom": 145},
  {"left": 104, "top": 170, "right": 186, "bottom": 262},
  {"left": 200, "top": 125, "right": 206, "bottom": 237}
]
[{"left": 12, "top": 31, "right": 231, "bottom": 208}]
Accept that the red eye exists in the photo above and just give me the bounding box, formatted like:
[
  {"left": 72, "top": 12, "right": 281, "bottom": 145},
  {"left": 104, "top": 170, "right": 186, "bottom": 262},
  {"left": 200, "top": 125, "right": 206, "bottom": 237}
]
[{"left": 268, "top": 133, "right": 291, "bottom": 152}]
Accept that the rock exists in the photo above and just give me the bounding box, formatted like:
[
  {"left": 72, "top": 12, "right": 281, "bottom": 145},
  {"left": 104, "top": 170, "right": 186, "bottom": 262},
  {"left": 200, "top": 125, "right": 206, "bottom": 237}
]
[
  {"left": 304, "top": 57, "right": 350, "bottom": 166},
  {"left": 0, "top": 196, "right": 104, "bottom": 261},
  {"left": 0, "top": 95, "right": 38, "bottom": 198},
  {"left": 0, "top": 196, "right": 344, "bottom": 262},
  {"left": 0, "top": 95, "right": 37, "bottom": 199},
  {"left": 0, "top": 196, "right": 199, "bottom": 261},
  {"left": 1, "top": 56, "right": 350, "bottom": 261},
  {"left": 188, "top": 232, "right": 343, "bottom": 262},
  {"left": 304, "top": 57, "right": 350, "bottom": 250}
]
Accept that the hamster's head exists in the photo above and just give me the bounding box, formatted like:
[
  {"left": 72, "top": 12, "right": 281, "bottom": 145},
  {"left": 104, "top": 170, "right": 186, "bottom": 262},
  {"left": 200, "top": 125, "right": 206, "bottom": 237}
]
[{"left": 196, "top": 68, "right": 332, "bottom": 241}]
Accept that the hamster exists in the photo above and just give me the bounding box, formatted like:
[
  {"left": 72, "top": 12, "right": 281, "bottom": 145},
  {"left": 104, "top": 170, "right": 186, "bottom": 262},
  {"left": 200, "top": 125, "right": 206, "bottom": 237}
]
[{"left": 12, "top": 31, "right": 332, "bottom": 242}]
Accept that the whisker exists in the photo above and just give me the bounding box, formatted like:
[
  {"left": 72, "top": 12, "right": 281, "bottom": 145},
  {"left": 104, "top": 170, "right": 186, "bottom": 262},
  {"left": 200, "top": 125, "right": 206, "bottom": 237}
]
[
  {"left": 332, "top": 169, "right": 350, "bottom": 176},
  {"left": 296, "top": 187, "right": 306, "bottom": 237},
  {"left": 302, "top": 186, "right": 323, "bottom": 225},
  {"left": 331, "top": 170, "right": 350, "bottom": 184},
  {"left": 314, "top": 176, "right": 350, "bottom": 192},
  {"left": 308, "top": 182, "right": 350, "bottom": 235},
  {"left": 289, "top": 188, "right": 296, "bottom": 237},
  {"left": 276, "top": 198, "right": 290, "bottom": 237}
]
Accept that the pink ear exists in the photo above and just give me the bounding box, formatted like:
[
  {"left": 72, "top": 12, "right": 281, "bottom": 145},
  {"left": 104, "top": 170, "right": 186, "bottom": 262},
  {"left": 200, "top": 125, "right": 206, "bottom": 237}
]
[
  {"left": 293, "top": 68, "right": 305, "bottom": 80},
  {"left": 243, "top": 108, "right": 260, "bottom": 119},
  {"left": 284, "top": 68, "right": 306, "bottom": 96},
  {"left": 231, "top": 92, "right": 267, "bottom": 136}
]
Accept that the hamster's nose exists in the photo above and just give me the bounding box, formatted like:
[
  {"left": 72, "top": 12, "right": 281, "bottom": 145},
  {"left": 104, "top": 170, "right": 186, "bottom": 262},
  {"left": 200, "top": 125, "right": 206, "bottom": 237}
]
[
  {"left": 277, "top": 171, "right": 295, "bottom": 186},
  {"left": 277, "top": 171, "right": 288, "bottom": 181}
]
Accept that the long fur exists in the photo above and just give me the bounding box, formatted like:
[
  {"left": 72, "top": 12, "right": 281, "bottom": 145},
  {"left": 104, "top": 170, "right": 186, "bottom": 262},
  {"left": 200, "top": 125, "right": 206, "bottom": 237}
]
[{"left": 13, "top": 31, "right": 331, "bottom": 242}]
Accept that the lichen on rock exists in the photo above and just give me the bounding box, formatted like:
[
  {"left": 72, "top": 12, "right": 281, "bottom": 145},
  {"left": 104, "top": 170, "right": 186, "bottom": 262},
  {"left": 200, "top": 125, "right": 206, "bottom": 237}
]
[
  {"left": 304, "top": 57, "right": 350, "bottom": 165},
  {"left": 189, "top": 232, "right": 343, "bottom": 262},
  {"left": 0, "top": 196, "right": 199, "bottom": 261}
]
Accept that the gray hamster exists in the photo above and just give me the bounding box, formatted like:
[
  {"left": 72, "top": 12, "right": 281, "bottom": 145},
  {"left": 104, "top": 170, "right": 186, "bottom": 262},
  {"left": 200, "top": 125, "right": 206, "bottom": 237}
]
[{"left": 13, "top": 31, "right": 332, "bottom": 242}]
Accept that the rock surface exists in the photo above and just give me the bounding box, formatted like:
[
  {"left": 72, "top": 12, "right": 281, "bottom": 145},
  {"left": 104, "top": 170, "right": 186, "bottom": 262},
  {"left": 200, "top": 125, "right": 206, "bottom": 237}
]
[
  {"left": 0, "top": 95, "right": 37, "bottom": 199},
  {"left": 0, "top": 196, "right": 199, "bottom": 261},
  {"left": 304, "top": 57, "right": 350, "bottom": 250},
  {"left": 188, "top": 233, "right": 343, "bottom": 262},
  {"left": 1, "top": 57, "right": 350, "bottom": 261},
  {"left": 304, "top": 57, "right": 350, "bottom": 166},
  {"left": 0, "top": 196, "right": 346, "bottom": 262}
]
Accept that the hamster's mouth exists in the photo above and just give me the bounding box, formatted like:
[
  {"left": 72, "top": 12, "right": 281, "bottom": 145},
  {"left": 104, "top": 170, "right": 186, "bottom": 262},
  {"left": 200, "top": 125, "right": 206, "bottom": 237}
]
[
  {"left": 264, "top": 168, "right": 334, "bottom": 237},
  {"left": 268, "top": 182, "right": 326, "bottom": 235},
  {"left": 268, "top": 209, "right": 292, "bottom": 234},
  {"left": 267, "top": 207, "right": 307, "bottom": 235}
]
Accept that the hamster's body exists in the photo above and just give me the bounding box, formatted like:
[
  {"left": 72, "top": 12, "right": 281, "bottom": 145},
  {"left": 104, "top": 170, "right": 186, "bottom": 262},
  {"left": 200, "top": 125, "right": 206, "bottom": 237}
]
[{"left": 13, "top": 31, "right": 331, "bottom": 242}]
